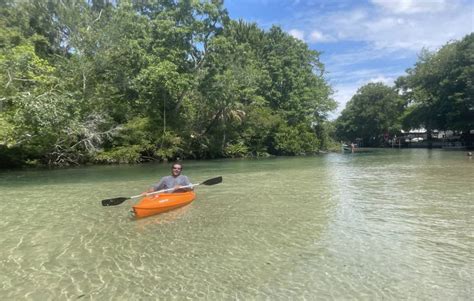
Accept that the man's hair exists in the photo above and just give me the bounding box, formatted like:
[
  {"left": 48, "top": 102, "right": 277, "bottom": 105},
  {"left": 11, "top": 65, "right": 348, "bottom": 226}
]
[{"left": 171, "top": 162, "right": 183, "bottom": 170}]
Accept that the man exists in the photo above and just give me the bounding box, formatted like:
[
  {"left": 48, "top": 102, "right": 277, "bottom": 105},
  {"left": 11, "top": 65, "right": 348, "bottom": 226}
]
[{"left": 149, "top": 162, "right": 192, "bottom": 193}]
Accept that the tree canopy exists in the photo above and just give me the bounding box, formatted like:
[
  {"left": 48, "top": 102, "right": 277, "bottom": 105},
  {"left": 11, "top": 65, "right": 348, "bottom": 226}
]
[
  {"left": 335, "top": 83, "right": 405, "bottom": 146},
  {"left": 335, "top": 33, "right": 473, "bottom": 146},
  {"left": 396, "top": 33, "right": 474, "bottom": 133},
  {"left": 0, "top": 0, "right": 336, "bottom": 167}
]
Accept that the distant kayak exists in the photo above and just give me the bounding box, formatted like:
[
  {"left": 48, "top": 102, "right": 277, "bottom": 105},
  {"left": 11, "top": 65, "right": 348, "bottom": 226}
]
[{"left": 132, "top": 191, "right": 196, "bottom": 219}]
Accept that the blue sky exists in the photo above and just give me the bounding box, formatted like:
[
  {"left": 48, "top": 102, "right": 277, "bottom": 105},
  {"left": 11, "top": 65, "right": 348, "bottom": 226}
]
[{"left": 224, "top": 0, "right": 474, "bottom": 118}]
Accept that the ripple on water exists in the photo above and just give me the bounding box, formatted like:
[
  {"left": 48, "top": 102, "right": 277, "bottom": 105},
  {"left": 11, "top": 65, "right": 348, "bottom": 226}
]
[{"left": 1, "top": 150, "right": 473, "bottom": 299}]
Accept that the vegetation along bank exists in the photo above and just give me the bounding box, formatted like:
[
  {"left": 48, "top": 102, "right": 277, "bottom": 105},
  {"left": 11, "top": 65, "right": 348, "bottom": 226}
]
[{"left": 1, "top": 1, "right": 472, "bottom": 168}]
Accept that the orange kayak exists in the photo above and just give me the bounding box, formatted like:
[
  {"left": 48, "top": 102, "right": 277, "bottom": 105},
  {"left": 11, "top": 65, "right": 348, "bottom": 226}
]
[{"left": 132, "top": 191, "right": 196, "bottom": 219}]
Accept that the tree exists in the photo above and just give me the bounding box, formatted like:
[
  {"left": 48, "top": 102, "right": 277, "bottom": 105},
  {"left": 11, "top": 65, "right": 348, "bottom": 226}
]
[
  {"left": 0, "top": 0, "right": 337, "bottom": 167},
  {"left": 397, "top": 33, "right": 474, "bottom": 134},
  {"left": 194, "top": 20, "right": 268, "bottom": 157},
  {"left": 335, "top": 83, "right": 405, "bottom": 146}
]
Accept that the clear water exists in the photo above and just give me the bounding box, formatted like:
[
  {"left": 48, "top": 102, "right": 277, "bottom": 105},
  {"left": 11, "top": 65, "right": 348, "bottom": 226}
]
[{"left": 1, "top": 149, "right": 472, "bottom": 300}]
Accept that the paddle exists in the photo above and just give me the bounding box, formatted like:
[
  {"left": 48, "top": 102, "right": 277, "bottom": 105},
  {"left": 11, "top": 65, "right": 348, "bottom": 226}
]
[{"left": 101, "top": 176, "right": 223, "bottom": 207}]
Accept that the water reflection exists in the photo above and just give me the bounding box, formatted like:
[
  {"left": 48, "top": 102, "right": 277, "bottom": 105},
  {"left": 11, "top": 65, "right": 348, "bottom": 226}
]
[{"left": 133, "top": 204, "right": 192, "bottom": 230}]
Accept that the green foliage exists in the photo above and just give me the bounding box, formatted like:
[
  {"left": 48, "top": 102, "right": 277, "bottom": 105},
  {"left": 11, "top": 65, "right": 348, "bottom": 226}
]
[
  {"left": 95, "top": 145, "right": 142, "bottom": 164},
  {"left": 196, "top": 20, "right": 334, "bottom": 157},
  {"left": 0, "top": 0, "right": 336, "bottom": 167},
  {"left": 0, "top": 115, "right": 15, "bottom": 146},
  {"left": 314, "top": 120, "right": 336, "bottom": 150},
  {"left": 153, "top": 132, "right": 184, "bottom": 161},
  {"left": 335, "top": 83, "right": 405, "bottom": 146},
  {"left": 242, "top": 106, "right": 279, "bottom": 156},
  {"left": 274, "top": 123, "right": 320, "bottom": 155},
  {"left": 396, "top": 33, "right": 474, "bottom": 132},
  {"left": 103, "top": 117, "right": 184, "bottom": 162},
  {"left": 334, "top": 35, "right": 472, "bottom": 147},
  {"left": 224, "top": 141, "right": 249, "bottom": 158}
]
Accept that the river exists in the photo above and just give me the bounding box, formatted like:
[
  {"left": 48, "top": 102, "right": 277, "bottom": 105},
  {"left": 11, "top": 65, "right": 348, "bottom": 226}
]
[{"left": 1, "top": 149, "right": 472, "bottom": 300}]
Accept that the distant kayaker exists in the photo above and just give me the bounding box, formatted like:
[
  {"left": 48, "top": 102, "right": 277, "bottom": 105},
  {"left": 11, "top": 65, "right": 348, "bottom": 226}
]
[{"left": 148, "top": 162, "right": 193, "bottom": 193}]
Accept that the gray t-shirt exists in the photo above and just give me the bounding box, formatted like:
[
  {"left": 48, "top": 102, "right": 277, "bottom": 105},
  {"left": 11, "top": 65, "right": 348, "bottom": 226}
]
[{"left": 152, "top": 175, "right": 191, "bottom": 192}]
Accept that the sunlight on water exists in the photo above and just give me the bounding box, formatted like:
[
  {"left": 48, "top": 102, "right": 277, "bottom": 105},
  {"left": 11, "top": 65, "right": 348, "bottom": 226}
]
[{"left": 0, "top": 149, "right": 472, "bottom": 299}]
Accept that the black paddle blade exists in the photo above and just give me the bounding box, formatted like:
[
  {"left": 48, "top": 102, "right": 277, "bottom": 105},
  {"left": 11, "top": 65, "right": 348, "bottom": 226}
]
[
  {"left": 201, "top": 176, "right": 222, "bottom": 186},
  {"left": 101, "top": 197, "right": 129, "bottom": 206}
]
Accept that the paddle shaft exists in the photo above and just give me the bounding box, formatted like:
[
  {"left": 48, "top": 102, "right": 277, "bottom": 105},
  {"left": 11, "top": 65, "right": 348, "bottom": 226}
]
[{"left": 129, "top": 183, "right": 198, "bottom": 199}]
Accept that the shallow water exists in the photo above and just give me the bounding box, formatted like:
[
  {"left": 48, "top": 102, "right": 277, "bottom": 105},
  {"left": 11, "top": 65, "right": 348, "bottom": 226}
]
[{"left": 1, "top": 149, "right": 472, "bottom": 300}]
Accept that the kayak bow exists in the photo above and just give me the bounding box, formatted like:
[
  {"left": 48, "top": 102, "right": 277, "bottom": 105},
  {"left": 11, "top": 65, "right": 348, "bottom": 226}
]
[{"left": 131, "top": 191, "right": 196, "bottom": 219}]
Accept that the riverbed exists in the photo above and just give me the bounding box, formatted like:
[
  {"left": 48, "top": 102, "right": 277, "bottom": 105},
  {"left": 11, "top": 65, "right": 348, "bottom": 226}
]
[{"left": 1, "top": 149, "right": 472, "bottom": 299}]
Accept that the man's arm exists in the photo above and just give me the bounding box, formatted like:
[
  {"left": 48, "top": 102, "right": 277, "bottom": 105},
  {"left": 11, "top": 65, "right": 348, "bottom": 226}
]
[
  {"left": 174, "top": 176, "right": 193, "bottom": 192},
  {"left": 148, "top": 177, "right": 166, "bottom": 192}
]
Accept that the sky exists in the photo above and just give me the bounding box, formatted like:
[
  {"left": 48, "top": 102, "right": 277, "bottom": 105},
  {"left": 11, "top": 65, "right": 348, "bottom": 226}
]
[{"left": 224, "top": 0, "right": 474, "bottom": 118}]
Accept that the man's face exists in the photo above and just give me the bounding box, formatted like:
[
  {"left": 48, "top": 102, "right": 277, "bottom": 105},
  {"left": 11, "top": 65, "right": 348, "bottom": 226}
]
[{"left": 171, "top": 164, "right": 182, "bottom": 177}]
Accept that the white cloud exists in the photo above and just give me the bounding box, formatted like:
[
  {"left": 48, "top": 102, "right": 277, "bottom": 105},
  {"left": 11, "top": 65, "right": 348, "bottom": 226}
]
[
  {"left": 288, "top": 29, "right": 305, "bottom": 40},
  {"left": 326, "top": 64, "right": 405, "bottom": 118},
  {"left": 368, "top": 75, "right": 395, "bottom": 85},
  {"left": 362, "top": 10, "right": 472, "bottom": 51},
  {"left": 318, "top": 1, "right": 472, "bottom": 114},
  {"left": 300, "top": 0, "right": 472, "bottom": 51},
  {"left": 329, "top": 74, "right": 397, "bottom": 119},
  {"left": 371, "top": 0, "right": 448, "bottom": 14},
  {"left": 308, "top": 30, "right": 335, "bottom": 43},
  {"left": 329, "top": 83, "right": 359, "bottom": 119},
  {"left": 275, "top": 0, "right": 473, "bottom": 116}
]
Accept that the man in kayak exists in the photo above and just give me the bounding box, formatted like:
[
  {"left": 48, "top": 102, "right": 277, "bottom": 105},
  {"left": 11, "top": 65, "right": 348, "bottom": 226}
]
[{"left": 149, "top": 162, "right": 193, "bottom": 193}]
